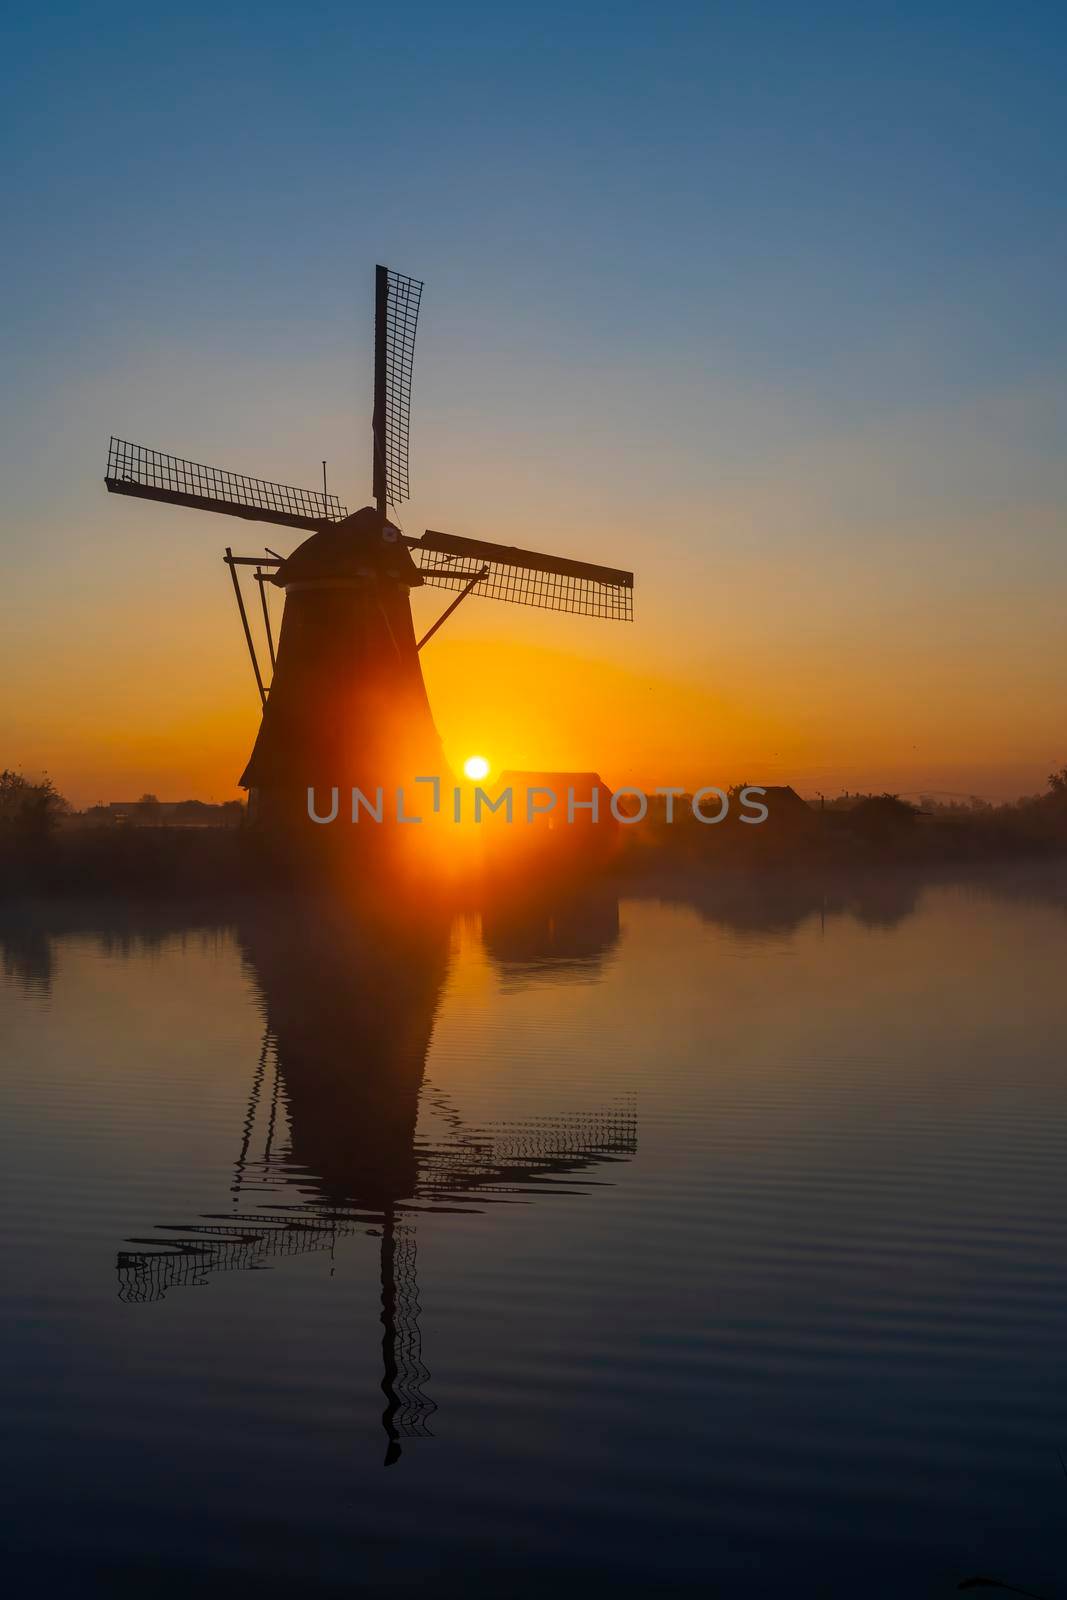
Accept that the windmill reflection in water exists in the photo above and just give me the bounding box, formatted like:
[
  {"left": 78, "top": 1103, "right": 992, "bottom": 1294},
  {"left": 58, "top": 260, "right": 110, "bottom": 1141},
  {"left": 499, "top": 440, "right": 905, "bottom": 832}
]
[{"left": 116, "top": 890, "right": 636, "bottom": 1465}]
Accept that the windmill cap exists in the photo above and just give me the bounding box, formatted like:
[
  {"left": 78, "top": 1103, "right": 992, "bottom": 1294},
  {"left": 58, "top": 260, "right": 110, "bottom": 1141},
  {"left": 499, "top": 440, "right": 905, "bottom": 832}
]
[{"left": 272, "top": 506, "right": 422, "bottom": 587}]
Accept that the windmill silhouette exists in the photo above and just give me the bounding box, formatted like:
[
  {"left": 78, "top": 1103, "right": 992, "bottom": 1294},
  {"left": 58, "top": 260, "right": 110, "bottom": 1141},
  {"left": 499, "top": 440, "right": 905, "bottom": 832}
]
[
  {"left": 116, "top": 892, "right": 636, "bottom": 1465},
  {"left": 104, "top": 267, "right": 635, "bottom": 824}
]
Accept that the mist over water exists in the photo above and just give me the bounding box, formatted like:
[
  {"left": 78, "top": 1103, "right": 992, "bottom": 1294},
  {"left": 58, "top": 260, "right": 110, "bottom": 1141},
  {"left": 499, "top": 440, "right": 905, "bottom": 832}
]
[{"left": 3, "top": 864, "right": 1067, "bottom": 1596}]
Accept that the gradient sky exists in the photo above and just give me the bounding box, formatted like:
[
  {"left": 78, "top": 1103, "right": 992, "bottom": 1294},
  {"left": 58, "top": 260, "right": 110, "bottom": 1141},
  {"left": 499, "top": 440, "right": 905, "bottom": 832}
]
[{"left": 3, "top": 1, "right": 1066, "bottom": 805}]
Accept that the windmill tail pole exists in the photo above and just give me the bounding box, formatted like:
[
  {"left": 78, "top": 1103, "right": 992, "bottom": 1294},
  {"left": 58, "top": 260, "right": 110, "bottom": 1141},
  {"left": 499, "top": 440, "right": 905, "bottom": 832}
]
[
  {"left": 255, "top": 568, "right": 277, "bottom": 673},
  {"left": 225, "top": 548, "right": 267, "bottom": 707}
]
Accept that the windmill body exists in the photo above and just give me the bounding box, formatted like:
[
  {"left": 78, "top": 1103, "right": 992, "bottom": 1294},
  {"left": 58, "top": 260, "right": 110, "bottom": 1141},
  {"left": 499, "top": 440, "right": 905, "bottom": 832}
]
[
  {"left": 104, "top": 266, "right": 634, "bottom": 835},
  {"left": 240, "top": 508, "right": 445, "bottom": 822}
]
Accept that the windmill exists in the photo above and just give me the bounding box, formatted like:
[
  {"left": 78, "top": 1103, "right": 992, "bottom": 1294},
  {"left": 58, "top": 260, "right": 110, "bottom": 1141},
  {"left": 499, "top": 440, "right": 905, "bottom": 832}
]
[{"left": 104, "top": 267, "right": 635, "bottom": 826}]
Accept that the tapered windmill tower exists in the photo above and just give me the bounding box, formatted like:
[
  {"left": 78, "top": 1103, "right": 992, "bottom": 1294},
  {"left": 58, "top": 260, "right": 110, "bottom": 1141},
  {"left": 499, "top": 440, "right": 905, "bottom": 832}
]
[{"left": 105, "top": 267, "right": 634, "bottom": 828}]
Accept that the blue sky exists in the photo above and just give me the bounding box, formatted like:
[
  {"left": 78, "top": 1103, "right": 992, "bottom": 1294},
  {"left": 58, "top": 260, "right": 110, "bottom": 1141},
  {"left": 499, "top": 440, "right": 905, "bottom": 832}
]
[{"left": 3, "top": 1, "right": 1066, "bottom": 800}]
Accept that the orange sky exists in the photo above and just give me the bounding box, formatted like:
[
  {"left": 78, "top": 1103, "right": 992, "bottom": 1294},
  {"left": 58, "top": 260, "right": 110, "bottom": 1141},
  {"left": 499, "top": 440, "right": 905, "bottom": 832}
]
[
  {"left": 3, "top": 321, "right": 1066, "bottom": 811},
  {"left": 4, "top": 453, "right": 1064, "bottom": 809}
]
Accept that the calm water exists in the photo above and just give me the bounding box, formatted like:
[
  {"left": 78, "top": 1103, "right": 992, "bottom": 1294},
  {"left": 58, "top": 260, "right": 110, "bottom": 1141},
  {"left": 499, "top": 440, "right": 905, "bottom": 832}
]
[{"left": 4, "top": 867, "right": 1067, "bottom": 1596}]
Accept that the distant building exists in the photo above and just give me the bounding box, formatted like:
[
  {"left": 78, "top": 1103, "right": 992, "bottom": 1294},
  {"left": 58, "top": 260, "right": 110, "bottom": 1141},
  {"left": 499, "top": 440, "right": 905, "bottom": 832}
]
[
  {"left": 753, "top": 786, "right": 816, "bottom": 830},
  {"left": 484, "top": 771, "right": 619, "bottom": 870},
  {"left": 497, "top": 771, "right": 616, "bottom": 831}
]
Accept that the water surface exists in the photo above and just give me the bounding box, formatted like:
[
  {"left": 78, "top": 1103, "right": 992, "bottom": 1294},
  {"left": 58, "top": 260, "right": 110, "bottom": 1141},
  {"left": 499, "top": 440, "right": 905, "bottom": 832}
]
[{"left": 4, "top": 867, "right": 1067, "bottom": 1596}]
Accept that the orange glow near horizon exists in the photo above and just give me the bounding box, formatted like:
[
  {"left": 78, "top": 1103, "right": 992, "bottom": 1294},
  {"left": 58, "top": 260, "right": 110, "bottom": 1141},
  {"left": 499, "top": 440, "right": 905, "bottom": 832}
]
[
  {"left": 4, "top": 443, "right": 1066, "bottom": 811},
  {"left": 4, "top": 610, "right": 1065, "bottom": 810}
]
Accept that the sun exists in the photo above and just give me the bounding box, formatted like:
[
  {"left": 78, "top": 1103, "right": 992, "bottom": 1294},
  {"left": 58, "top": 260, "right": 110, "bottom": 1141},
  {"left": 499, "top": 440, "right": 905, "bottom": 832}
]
[{"left": 463, "top": 755, "right": 490, "bottom": 782}]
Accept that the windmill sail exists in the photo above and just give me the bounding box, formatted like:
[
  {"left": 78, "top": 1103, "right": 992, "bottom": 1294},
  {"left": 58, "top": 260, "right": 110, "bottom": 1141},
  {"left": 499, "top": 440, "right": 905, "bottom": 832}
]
[
  {"left": 105, "top": 437, "right": 347, "bottom": 532},
  {"left": 414, "top": 530, "right": 634, "bottom": 620},
  {"left": 373, "top": 266, "right": 423, "bottom": 509}
]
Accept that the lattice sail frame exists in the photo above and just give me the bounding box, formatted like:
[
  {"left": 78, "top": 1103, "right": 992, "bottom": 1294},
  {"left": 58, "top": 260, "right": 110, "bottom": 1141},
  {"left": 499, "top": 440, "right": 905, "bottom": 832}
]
[
  {"left": 106, "top": 437, "right": 347, "bottom": 530},
  {"left": 414, "top": 537, "right": 634, "bottom": 622},
  {"left": 376, "top": 267, "right": 423, "bottom": 507},
  {"left": 387, "top": 1218, "right": 436, "bottom": 1436}
]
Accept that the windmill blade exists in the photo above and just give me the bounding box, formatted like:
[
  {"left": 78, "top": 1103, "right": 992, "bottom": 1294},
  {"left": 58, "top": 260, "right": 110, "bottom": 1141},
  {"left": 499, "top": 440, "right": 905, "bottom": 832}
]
[
  {"left": 417, "top": 1104, "right": 638, "bottom": 1198},
  {"left": 413, "top": 530, "right": 634, "bottom": 621},
  {"left": 105, "top": 437, "right": 348, "bottom": 533},
  {"left": 373, "top": 266, "right": 424, "bottom": 509}
]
